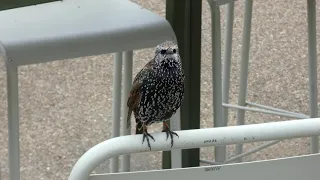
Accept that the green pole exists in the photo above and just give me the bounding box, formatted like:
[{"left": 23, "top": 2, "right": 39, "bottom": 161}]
[
  {"left": 163, "top": 0, "right": 202, "bottom": 169},
  {"left": 0, "top": 0, "right": 59, "bottom": 11}
]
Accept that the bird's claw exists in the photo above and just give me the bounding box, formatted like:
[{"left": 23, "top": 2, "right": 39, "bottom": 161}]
[
  {"left": 142, "top": 131, "right": 155, "bottom": 150},
  {"left": 162, "top": 129, "right": 179, "bottom": 147}
]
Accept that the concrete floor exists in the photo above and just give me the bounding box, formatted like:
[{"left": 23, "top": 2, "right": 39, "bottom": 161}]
[{"left": 1, "top": 0, "right": 320, "bottom": 179}]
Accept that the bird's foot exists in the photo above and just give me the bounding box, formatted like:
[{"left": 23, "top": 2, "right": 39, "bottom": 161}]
[
  {"left": 162, "top": 128, "right": 179, "bottom": 148},
  {"left": 142, "top": 130, "right": 155, "bottom": 150}
]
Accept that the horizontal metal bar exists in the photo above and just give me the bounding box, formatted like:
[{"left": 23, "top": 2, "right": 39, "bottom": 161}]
[
  {"left": 200, "top": 140, "right": 280, "bottom": 165},
  {"left": 69, "top": 118, "right": 320, "bottom": 180},
  {"left": 199, "top": 159, "right": 219, "bottom": 165},
  {"left": 246, "top": 101, "right": 309, "bottom": 118},
  {"left": 223, "top": 103, "right": 307, "bottom": 119},
  {"left": 225, "top": 140, "right": 280, "bottom": 163},
  {"left": 210, "top": 0, "right": 238, "bottom": 6}
]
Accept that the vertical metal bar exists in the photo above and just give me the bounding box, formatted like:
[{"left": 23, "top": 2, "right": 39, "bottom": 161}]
[
  {"left": 170, "top": 109, "right": 182, "bottom": 168},
  {"left": 222, "top": 2, "right": 234, "bottom": 127},
  {"left": 220, "top": 2, "right": 235, "bottom": 163},
  {"left": 120, "top": 51, "right": 133, "bottom": 172},
  {"left": 306, "top": 0, "right": 318, "bottom": 153},
  {"left": 6, "top": 62, "right": 20, "bottom": 180},
  {"left": 164, "top": 0, "right": 202, "bottom": 168},
  {"left": 208, "top": 1, "right": 226, "bottom": 163},
  {"left": 110, "top": 52, "right": 123, "bottom": 173},
  {"left": 235, "top": 0, "right": 253, "bottom": 163}
]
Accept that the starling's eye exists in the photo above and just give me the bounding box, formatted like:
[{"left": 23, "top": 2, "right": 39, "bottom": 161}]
[
  {"left": 173, "top": 49, "right": 177, "bottom": 53},
  {"left": 160, "top": 49, "right": 167, "bottom": 54}
]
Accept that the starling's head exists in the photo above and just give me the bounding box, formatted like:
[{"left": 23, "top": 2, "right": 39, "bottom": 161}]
[{"left": 154, "top": 41, "right": 181, "bottom": 70}]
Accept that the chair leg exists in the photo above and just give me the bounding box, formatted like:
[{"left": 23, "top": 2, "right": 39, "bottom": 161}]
[
  {"left": 110, "top": 52, "right": 123, "bottom": 173},
  {"left": 306, "top": 0, "right": 318, "bottom": 153},
  {"left": 208, "top": 0, "right": 226, "bottom": 163},
  {"left": 6, "top": 62, "right": 20, "bottom": 180},
  {"left": 235, "top": 0, "right": 253, "bottom": 163},
  {"left": 222, "top": 1, "right": 235, "bottom": 137},
  {"left": 121, "top": 51, "right": 133, "bottom": 172},
  {"left": 170, "top": 109, "right": 182, "bottom": 168}
]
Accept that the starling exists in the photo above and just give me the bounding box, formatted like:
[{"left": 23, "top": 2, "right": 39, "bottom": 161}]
[{"left": 127, "top": 41, "right": 185, "bottom": 150}]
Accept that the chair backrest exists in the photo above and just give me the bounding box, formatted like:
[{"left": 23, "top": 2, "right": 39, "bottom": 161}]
[
  {"left": 89, "top": 153, "right": 320, "bottom": 180},
  {"left": 68, "top": 118, "right": 320, "bottom": 180}
]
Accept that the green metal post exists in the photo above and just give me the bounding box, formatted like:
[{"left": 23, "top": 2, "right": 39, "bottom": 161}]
[
  {"left": 163, "top": 0, "right": 202, "bottom": 169},
  {"left": 0, "top": 0, "right": 58, "bottom": 11}
]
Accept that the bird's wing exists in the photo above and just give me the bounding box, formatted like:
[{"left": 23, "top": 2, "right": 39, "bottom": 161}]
[
  {"left": 127, "top": 81, "right": 141, "bottom": 125},
  {"left": 126, "top": 59, "right": 155, "bottom": 128}
]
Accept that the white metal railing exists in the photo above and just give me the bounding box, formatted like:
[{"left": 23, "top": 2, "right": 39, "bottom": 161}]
[{"left": 69, "top": 118, "right": 320, "bottom": 180}]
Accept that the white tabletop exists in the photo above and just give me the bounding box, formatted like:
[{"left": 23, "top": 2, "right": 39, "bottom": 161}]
[{"left": 0, "top": 0, "right": 175, "bottom": 66}]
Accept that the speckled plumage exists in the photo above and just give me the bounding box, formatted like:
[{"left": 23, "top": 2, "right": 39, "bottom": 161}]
[{"left": 127, "top": 41, "right": 185, "bottom": 150}]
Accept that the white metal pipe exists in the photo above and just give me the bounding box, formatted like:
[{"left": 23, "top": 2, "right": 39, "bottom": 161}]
[
  {"left": 170, "top": 109, "right": 182, "bottom": 168},
  {"left": 306, "top": 0, "right": 319, "bottom": 154},
  {"left": 69, "top": 118, "right": 320, "bottom": 180},
  {"left": 120, "top": 51, "right": 133, "bottom": 172},
  {"left": 208, "top": 0, "right": 226, "bottom": 163},
  {"left": 110, "top": 52, "right": 123, "bottom": 173},
  {"left": 222, "top": 1, "right": 235, "bottom": 128},
  {"left": 223, "top": 103, "right": 307, "bottom": 119},
  {"left": 235, "top": 0, "right": 253, "bottom": 162},
  {"left": 246, "top": 101, "right": 309, "bottom": 118},
  {"left": 6, "top": 61, "right": 20, "bottom": 180}
]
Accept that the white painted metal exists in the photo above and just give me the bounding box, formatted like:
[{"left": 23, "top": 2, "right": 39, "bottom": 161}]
[
  {"left": 223, "top": 103, "right": 308, "bottom": 119},
  {"left": 224, "top": 140, "right": 280, "bottom": 163},
  {"left": 246, "top": 101, "right": 310, "bottom": 118},
  {"left": 0, "top": 0, "right": 176, "bottom": 179},
  {"left": 208, "top": 0, "right": 226, "bottom": 163},
  {"left": 306, "top": 0, "right": 319, "bottom": 153},
  {"left": 121, "top": 51, "right": 133, "bottom": 172},
  {"left": 208, "top": 0, "right": 318, "bottom": 166},
  {"left": 215, "top": 0, "right": 237, "bottom": 6},
  {"left": 91, "top": 153, "right": 320, "bottom": 180},
  {"left": 170, "top": 109, "right": 182, "bottom": 168},
  {"left": 0, "top": 0, "right": 175, "bottom": 66},
  {"left": 69, "top": 118, "right": 320, "bottom": 180},
  {"left": 4, "top": 57, "right": 20, "bottom": 180},
  {"left": 222, "top": 1, "right": 234, "bottom": 135},
  {"left": 200, "top": 140, "right": 280, "bottom": 165},
  {"left": 110, "top": 53, "right": 123, "bottom": 173},
  {"left": 235, "top": 0, "right": 253, "bottom": 163}
]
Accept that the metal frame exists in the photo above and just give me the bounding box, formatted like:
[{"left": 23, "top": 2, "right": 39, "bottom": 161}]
[
  {"left": 121, "top": 51, "right": 133, "bottom": 172},
  {"left": 69, "top": 118, "right": 320, "bottom": 180},
  {"left": 110, "top": 52, "right": 123, "bottom": 173},
  {"left": 206, "top": 0, "right": 318, "bottom": 164},
  {"left": 0, "top": 0, "right": 177, "bottom": 179}
]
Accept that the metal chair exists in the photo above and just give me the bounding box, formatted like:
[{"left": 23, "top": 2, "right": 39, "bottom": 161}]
[
  {"left": 68, "top": 118, "right": 320, "bottom": 180},
  {"left": 206, "top": 0, "right": 318, "bottom": 164},
  {"left": 0, "top": 0, "right": 177, "bottom": 179}
]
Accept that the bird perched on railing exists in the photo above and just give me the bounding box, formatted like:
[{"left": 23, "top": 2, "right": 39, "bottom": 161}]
[{"left": 127, "top": 41, "right": 185, "bottom": 150}]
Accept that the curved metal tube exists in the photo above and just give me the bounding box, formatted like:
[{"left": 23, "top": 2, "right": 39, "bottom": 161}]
[{"left": 69, "top": 118, "right": 320, "bottom": 180}]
